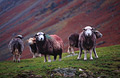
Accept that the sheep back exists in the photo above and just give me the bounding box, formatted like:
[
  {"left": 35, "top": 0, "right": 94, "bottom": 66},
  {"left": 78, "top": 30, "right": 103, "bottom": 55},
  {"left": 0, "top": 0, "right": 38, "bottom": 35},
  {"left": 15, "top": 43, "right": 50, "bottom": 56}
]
[
  {"left": 50, "top": 35, "right": 63, "bottom": 50},
  {"left": 38, "top": 34, "right": 63, "bottom": 55},
  {"left": 8, "top": 38, "right": 24, "bottom": 53}
]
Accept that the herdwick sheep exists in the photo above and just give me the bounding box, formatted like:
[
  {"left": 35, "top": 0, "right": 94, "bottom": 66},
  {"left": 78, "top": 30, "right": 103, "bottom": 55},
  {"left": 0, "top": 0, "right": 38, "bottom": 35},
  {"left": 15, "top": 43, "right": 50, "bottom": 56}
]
[
  {"left": 77, "top": 26, "right": 102, "bottom": 60},
  {"left": 67, "top": 30, "right": 102, "bottom": 55},
  {"left": 35, "top": 32, "right": 63, "bottom": 62},
  {"left": 67, "top": 33, "right": 79, "bottom": 55},
  {"left": 27, "top": 37, "right": 41, "bottom": 58},
  {"left": 8, "top": 35, "right": 24, "bottom": 62}
]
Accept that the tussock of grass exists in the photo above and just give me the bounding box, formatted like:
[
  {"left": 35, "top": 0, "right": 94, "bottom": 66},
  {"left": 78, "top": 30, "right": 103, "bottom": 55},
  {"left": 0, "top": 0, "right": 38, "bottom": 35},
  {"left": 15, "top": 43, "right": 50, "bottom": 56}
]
[{"left": 0, "top": 45, "right": 120, "bottom": 78}]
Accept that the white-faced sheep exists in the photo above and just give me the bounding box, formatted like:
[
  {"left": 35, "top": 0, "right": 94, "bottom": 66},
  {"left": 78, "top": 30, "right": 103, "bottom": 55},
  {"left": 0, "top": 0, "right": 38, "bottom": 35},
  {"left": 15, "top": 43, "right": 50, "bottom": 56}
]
[
  {"left": 77, "top": 26, "right": 102, "bottom": 60},
  {"left": 27, "top": 37, "right": 41, "bottom": 58},
  {"left": 68, "top": 30, "right": 102, "bottom": 55},
  {"left": 35, "top": 32, "right": 63, "bottom": 62}
]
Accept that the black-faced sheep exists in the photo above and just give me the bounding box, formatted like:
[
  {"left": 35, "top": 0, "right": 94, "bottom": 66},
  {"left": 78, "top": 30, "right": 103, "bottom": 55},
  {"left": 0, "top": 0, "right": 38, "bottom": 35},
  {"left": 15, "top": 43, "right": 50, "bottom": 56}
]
[
  {"left": 8, "top": 35, "right": 24, "bottom": 62},
  {"left": 77, "top": 26, "right": 102, "bottom": 60},
  {"left": 27, "top": 37, "right": 41, "bottom": 58},
  {"left": 35, "top": 32, "right": 63, "bottom": 62}
]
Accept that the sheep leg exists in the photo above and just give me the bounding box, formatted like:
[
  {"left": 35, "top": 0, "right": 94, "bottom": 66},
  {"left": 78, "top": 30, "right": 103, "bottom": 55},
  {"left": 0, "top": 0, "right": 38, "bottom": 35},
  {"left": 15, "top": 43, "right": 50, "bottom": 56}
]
[
  {"left": 38, "top": 53, "right": 41, "bottom": 57},
  {"left": 53, "top": 55, "right": 57, "bottom": 61},
  {"left": 44, "top": 55, "right": 47, "bottom": 62},
  {"left": 93, "top": 48, "right": 98, "bottom": 58},
  {"left": 13, "top": 55, "right": 16, "bottom": 62},
  {"left": 77, "top": 47, "right": 82, "bottom": 60},
  {"left": 84, "top": 50, "right": 87, "bottom": 60},
  {"left": 67, "top": 46, "right": 71, "bottom": 54},
  {"left": 90, "top": 50, "right": 93, "bottom": 60},
  {"left": 18, "top": 54, "right": 21, "bottom": 62},
  {"left": 48, "top": 55, "right": 51, "bottom": 62},
  {"left": 35, "top": 53, "right": 38, "bottom": 58},
  {"left": 33, "top": 53, "right": 36, "bottom": 58},
  {"left": 59, "top": 54, "right": 62, "bottom": 61},
  {"left": 71, "top": 47, "right": 75, "bottom": 55}
]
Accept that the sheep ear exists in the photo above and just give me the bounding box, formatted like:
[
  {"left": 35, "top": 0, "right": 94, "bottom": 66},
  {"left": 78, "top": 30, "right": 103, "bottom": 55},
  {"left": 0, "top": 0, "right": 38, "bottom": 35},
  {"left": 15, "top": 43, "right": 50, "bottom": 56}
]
[
  {"left": 83, "top": 28, "right": 85, "bottom": 30},
  {"left": 92, "top": 27, "right": 95, "bottom": 30},
  {"left": 94, "top": 30, "right": 103, "bottom": 39},
  {"left": 35, "top": 33, "right": 38, "bottom": 37},
  {"left": 44, "top": 33, "right": 46, "bottom": 36}
]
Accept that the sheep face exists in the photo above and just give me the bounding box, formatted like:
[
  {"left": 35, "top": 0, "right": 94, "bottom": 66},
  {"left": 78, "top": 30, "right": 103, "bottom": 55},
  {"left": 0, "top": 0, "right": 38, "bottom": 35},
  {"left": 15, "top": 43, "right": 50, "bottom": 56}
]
[
  {"left": 36, "top": 32, "right": 45, "bottom": 41},
  {"left": 28, "top": 38, "right": 36, "bottom": 44},
  {"left": 83, "top": 26, "right": 93, "bottom": 37}
]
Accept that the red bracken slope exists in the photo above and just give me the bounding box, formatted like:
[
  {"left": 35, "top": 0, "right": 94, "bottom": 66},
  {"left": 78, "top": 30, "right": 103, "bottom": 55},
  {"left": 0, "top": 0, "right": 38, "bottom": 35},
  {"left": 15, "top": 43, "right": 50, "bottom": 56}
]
[{"left": 0, "top": 0, "right": 120, "bottom": 61}]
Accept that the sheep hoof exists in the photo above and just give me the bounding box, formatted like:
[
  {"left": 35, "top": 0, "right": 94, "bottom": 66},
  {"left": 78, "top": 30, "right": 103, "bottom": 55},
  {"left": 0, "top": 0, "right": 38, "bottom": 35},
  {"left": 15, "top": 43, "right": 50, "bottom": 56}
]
[
  {"left": 13, "top": 60, "right": 16, "bottom": 62},
  {"left": 95, "top": 56, "right": 98, "bottom": 59},
  {"left": 84, "top": 58, "right": 87, "bottom": 61},
  {"left": 77, "top": 57, "right": 81, "bottom": 60},
  {"left": 59, "top": 59, "right": 62, "bottom": 61},
  {"left": 48, "top": 60, "right": 51, "bottom": 62},
  {"left": 17, "top": 59, "right": 20, "bottom": 63},
  {"left": 67, "top": 52, "right": 70, "bottom": 54},
  {"left": 53, "top": 59, "right": 56, "bottom": 61},
  {"left": 44, "top": 61, "right": 47, "bottom": 62},
  {"left": 33, "top": 56, "right": 35, "bottom": 58},
  {"left": 90, "top": 58, "right": 93, "bottom": 60},
  {"left": 39, "top": 54, "right": 41, "bottom": 57}
]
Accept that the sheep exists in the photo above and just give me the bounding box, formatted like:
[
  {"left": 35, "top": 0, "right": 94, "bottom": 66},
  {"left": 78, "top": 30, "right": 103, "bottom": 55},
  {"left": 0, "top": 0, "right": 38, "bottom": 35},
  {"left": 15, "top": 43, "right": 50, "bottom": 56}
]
[
  {"left": 35, "top": 32, "right": 63, "bottom": 62},
  {"left": 67, "top": 30, "right": 102, "bottom": 55},
  {"left": 27, "top": 37, "right": 41, "bottom": 58},
  {"left": 8, "top": 35, "right": 24, "bottom": 62},
  {"left": 77, "top": 26, "right": 102, "bottom": 60},
  {"left": 67, "top": 33, "right": 79, "bottom": 55}
]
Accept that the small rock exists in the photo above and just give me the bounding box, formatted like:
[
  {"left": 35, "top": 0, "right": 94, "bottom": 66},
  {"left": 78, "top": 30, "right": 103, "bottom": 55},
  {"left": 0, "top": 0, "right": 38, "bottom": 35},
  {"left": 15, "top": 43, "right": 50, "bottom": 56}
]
[
  {"left": 79, "top": 68, "right": 83, "bottom": 71},
  {"left": 79, "top": 72, "right": 87, "bottom": 77},
  {"left": 113, "top": 70, "right": 120, "bottom": 73},
  {"left": 97, "top": 75, "right": 108, "bottom": 78},
  {"left": 35, "top": 75, "right": 42, "bottom": 78},
  {"left": 52, "top": 68, "right": 76, "bottom": 77},
  {"left": 50, "top": 74, "right": 54, "bottom": 77}
]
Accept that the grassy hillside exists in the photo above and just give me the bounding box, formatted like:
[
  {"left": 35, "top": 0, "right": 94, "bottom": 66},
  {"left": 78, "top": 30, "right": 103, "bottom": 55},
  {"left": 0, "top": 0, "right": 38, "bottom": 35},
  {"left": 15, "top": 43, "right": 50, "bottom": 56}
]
[{"left": 0, "top": 45, "right": 120, "bottom": 78}]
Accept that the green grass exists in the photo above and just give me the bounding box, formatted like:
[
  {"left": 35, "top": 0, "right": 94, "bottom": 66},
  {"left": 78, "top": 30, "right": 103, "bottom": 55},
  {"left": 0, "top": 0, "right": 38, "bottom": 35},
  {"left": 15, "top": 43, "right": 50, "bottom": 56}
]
[{"left": 0, "top": 45, "right": 120, "bottom": 78}]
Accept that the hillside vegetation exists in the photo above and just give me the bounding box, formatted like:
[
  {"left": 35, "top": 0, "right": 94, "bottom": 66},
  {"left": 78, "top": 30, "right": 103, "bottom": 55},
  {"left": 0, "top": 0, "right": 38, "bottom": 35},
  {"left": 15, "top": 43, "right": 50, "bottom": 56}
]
[{"left": 0, "top": 45, "right": 120, "bottom": 78}]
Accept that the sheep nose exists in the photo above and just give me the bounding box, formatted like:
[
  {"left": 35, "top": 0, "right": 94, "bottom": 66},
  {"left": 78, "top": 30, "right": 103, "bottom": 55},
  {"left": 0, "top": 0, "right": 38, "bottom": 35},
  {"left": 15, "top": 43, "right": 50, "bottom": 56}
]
[
  {"left": 88, "top": 33, "right": 91, "bottom": 36},
  {"left": 40, "top": 38, "right": 43, "bottom": 41}
]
